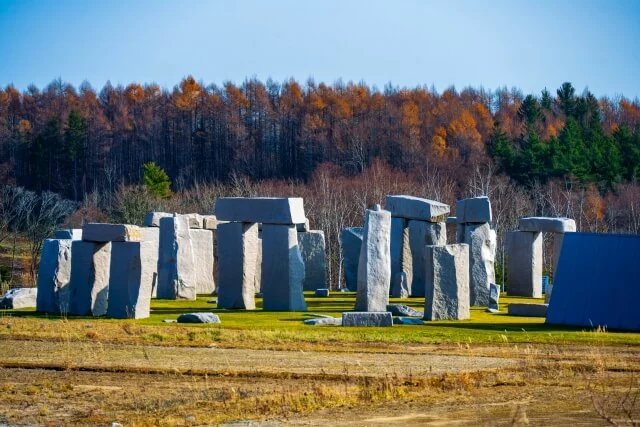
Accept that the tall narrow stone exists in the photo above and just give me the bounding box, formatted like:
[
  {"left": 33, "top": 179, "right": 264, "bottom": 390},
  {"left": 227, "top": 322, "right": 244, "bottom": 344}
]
[
  {"left": 506, "top": 231, "right": 543, "bottom": 297},
  {"left": 424, "top": 244, "right": 470, "bottom": 321},
  {"left": 408, "top": 220, "right": 447, "bottom": 297},
  {"left": 340, "top": 227, "right": 363, "bottom": 291},
  {"left": 552, "top": 233, "right": 566, "bottom": 279},
  {"left": 36, "top": 239, "right": 72, "bottom": 314},
  {"left": 355, "top": 207, "right": 391, "bottom": 312},
  {"left": 157, "top": 216, "right": 196, "bottom": 300},
  {"left": 390, "top": 217, "right": 412, "bottom": 295},
  {"left": 69, "top": 241, "right": 112, "bottom": 316},
  {"left": 261, "top": 224, "right": 306, "bottom": 311},
  {"left": 217, "top": 222, "right": 259, "bottom": 309},
  {"left": 464, "top": 223, "right": 496, "bottom": 306},
  {"left": 190, "top": 229, "right": 216, "bottom": 294},
  {"left": 254, "top": 235, "right": 262, "bottom": 293},
  {"left": 141, "top": 227, "right": 160, "bottom": 297},
  {"left": 107, "top": 242, "right": 153, "bottom": 319},
  {"left": 298, "top": 230, "right": 327, "bottom": 291}
]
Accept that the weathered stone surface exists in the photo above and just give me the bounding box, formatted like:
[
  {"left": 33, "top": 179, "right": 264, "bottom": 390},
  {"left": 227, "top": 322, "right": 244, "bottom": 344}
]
[
  {"left": 202, "top": 215, "right": 219, "bottom": 230},
  {"left": 424, "top": 244, "right": 470, "bottom": 321},
  {"left": 489, "top": 283, "right": 500, "bottom": 311},
  {"left": 157, "top": 216, "right": 196, "bottom": 300},
  {"left": 384, "top": 195, "right": 450, "bottom": 222},
  {"left": 340, "top": 227, "right": 363, "bottom": 291},
  {"left": 215, "top": 197, "right": 306, "bottom": 224},
  {"left": 506, "top": 231, "right": 542, "bottom": 297},
  {"left": 386, "top": 304, "right": 423, "bottom": 317},
  {"left": 315, "top": 288, "right": 330, "bottom": 297},
  {"left": 304, "top": 317, "right": 342, "bottom": 326},
  {"left": 518, "top": 217, "right": 577, "bottom": 233},
  {"left": 455, "top": 223, "right": 465, "bottom": 244},
  {"left": 408, "top": 220, "right": 447, "bottom": 297},
  {"left": 69, "top": 241, "right": 112, "bottom": 316},
  {"left": 393, "top": 317, "right": 425, "bottom": 325},
  {"left": 297, "top": 231, "right": 326, "bottom": 291},
  {"left": 55, "top": 229, "right": 82, "bottom": 240},
  {"left": 391, "top": 271, "right": 409, "bottom": 298},
  {"left": 183, "top": 213, "right": 204, "bottom": 229},
  {"left": 508, "top": 303, "right": 548, "bottom": 317},
  {"left": 177, "top": 312, "right": 221, "bottom": 323},
  {"left": 190, "top": 229, "right": 215, "bottom": 294},
  {"left": 36, "top": 239, "right": 73, "bottom": 314},
  {"left": 390, "top": 217, "right": 412, "bottom": 294},
  {"left": 254, "top": 235, "right": 262, "bottom": 293},
  {"left": 217, "top": 222, "right": 258, "bottom": 309},
  {"left": 456, "top": 196, "right": 492, "bottom": 223},
  {"left": 464, "top": 223, "right": 496, "bottom": 306},
  {"left": 355, "top": 209, "right": 391, "bottom": 312},
  {"left": 82, "top": 223, "right": 143, "bottom": 242},
  {"left": 143, "top": 212, "right": 172, "bottom": 227},
  {"left": 107, "top": 242, "right": 153, "bottom": 319},
  {"left": 342, "top": 312, "right": 393, "bottom": 327},
  {"left": 140, "top": 227, "right": 160, "bottom": 297},
  {"left": 261, "top": 224, "right": 307, "bottom": 311},
  {"left": 0, "top": 288, "right": 37, "bottom": 309}
]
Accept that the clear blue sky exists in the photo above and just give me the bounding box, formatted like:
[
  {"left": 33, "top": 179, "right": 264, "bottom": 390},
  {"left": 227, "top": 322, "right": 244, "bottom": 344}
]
[{"left": 1, "top": 0, "right": 639, "bottom": 98}]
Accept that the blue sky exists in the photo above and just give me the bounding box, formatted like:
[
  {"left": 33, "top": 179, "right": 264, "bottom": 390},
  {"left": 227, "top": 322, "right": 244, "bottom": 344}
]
[{"left": 1, "top": 0, "right": 639, "bottom": 98}]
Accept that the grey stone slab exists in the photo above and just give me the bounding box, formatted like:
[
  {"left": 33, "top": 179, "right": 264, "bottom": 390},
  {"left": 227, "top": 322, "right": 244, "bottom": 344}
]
[
  {"left": 315, "top": 288, "right": 330, "bottom": 297},
  {"left": 0, "top": 288, "right": 37, "bottom": 309},
  {"left": 298, "top": 231, "right": 327, "bottom": 291},
  {"left": 304, "top": 317, "right": 342, "bottom": 326},
  {"left": 391, "top": 271, "right": 409, "bottom": 298},
  {"left": 342, "top": 311, "right": 393, "bottom": 327},
  {"left": 107, "top": 242, "right": 153, "bottom": 319},
  {"left": 261, "top": 224, "right": 307, "bottom": 311},
  {"left": 456, "top": 196, "right": 492, "bottom": 223},
  {"left": 69, "top": 241, "right": 111, "bottom": 316},
  {"left": 55, "top": 229, "right": 82, "bottom": 240},
  {"left": 215, "top": 197, "right": 306, "bottom": 224},
  {"left": 143, "top": 212, "right": 172, "bottom": 227},
  {"left": 408, "top": 220, "right": 447, "bottom": 297},
  {"left": 424, "top": 244, "right": 470, "bottom": 321},
  {"left": 183, "top": 213, "right": 204, "bottom": 229},
  {"left": 508, "top": 303, "right": 548, "bottom": 317},
  {"left": 489, "top": 283, "right": 500, "bottom": 311},
  {"left": 340, "top": 227, "right": 363, "bottom": 291},
  {"left": 190, "top": 229, "right": 215, "bottom": 294},
  {"left": 506, "top": 231, "right": 542, "bottom": 297},
  {"left": 217, "top": 222, "right": 258, "bottom": 309},
  {"left": 36, "top": 239, "right": 73, "bottom": 314},
  {"left": 156, "top": 216, "right": 197, "bottom": 300},
  {"left": 464, "top": 223, "right": 496, "bottom": 306},
  {"left": 141, "top": 227, "right": 160, "bottom": 297},
  {"left": 82, "top": 223, "right": 143, "bottom": 242},
  {"left": 390, "top": 217, "right": 412, "bottom": 296},
  {"left": 518, "top": 217, "right": 577, "bottom": 233},
  {"left": 393, "top": 317, "right": 425, "bottom": 325},
  {"left": 386, "top": 304, "right": 423, "bottom": 317},
  {"left": 177, "top": 313, "right": 221, "bottom": 323},
  {"left": 355, "top": 208, "right": 391, "bottom": 312},
  {"left": 384, "top": 195, "right": 450, "bottom": 222}
]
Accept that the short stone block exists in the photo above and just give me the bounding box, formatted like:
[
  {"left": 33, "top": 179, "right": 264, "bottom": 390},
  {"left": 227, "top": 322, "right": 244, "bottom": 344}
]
[
  {"left": 424, "top": 244, "right": 470, "bottom": 321},
  {"left": 506, "top": 231, "right": 542, "bottom": 297},
  {"left": 342, "top": 311, "right": 393, "bottom": 327},
  {"left": 0, "top": 288, "right": 37, "bottom": 309},
  {"left": 384, "top": 195, "right": 450, "bottom": 222},
  {"left": 215, "top": 197, "right": 306, "bottom": 224},
  {"left": 177, "top": 313, "right": 221, "bottom": 323},
  {"left": 508, "top": 303, "right": 548, "bottom": 317},
  {"left": 456, "top": 196, "right": 492, "bottom": 223},
  {"left": 82, "top": 223, "right": 143, "bottom": 242},
  {"left": 518, "top": 217, "right": 576, "bottom": 233},
  {"left": 107, "top": 242, "right": 153, "bottom": 319}
]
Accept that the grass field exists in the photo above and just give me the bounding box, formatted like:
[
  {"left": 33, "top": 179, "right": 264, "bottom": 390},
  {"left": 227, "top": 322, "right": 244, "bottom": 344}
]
[{"left": 0, "top": 292, "right": 639, "bottom": 425}]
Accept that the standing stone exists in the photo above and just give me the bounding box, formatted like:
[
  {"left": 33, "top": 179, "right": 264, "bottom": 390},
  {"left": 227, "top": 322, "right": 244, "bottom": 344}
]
[
  {"left": 408, "top": 220, "right": 447, "bottom": 297},
  {"left": 391, "top": 271, "right": 409, "bottom": 298},
  {"left": 506, "top": 231, "right": 543, "bottom": 297},
  {"left": 488, "top": 283, "right": 500, "bottom": 312},
  {"left": 254, "top": 235, "right": 262, "bottom": 293},
  {"left": 355, "top": 208, "right": 391, "bottom": 312},
  {"left": 390, "top": 217, "right": 412, "bottom": 293},
  {"left": 464, "top": 223, "right": 496, "bottom": 306},
  {"left": 36, "top": 239, "right": 73, "bottom": 314},
  {"left": 340, "top": 227, "right": 363, "bottom": 291},
  {"left": 424, "top": 244, "right": 470, "bottom": 321},
  {"left": 261, "top": 224, "right": 307, "bottom": 311},
  {"left": 297, "top": 230, "right": 327, "bottom": 291},
  {"left": 157, "top": 216, "right": 196, "bottom": 300},
  {"left": 82, "top": 223, "right": 142, "bottom": 242},
  {"left": 141, "top": 227, "right": 160, "bottom": 297},
  {"left": 217, "top": 222, "right": 259, "bottom": 309},
  {"left": 0, "top": 288, "right": 37, "bottom": 309},
  {"left": 190, "top": 229, "right": 216, "bottom": 294},
  {"left": 69, "top": 241, "right": 112, "bottom": 316},
  {"left": 107, "top": 242, "right": 153, "bottom": 319}
]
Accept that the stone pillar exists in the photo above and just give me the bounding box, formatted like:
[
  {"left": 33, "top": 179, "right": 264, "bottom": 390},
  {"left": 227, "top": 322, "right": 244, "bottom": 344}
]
[
  {"left": 141, "top": 227, "right": 160, "bottom": 297},
  {"left": 254, "top": 235, "right": 262, "bottom": 293},
  {"left": 261, "top": 224, "right": 306, "bottom": 311},
  {"left": 190, "top": 229, "right": 216, "bottom": 294},
  {"left": 552, "top": 233, "right": 565, "bottom": 279},
  {"left": 107, "top": 242, "right": 154, "bottom": 319},
  {"left": 464, "top": 223, "right": 496, "bottom": 306},
  {"left": 340, "top": 227, "right": 363, "bottom": 291},
  {"left": 390, "top": 217, "right": 412, "bottom": 297},
  {"left": 69, "top": 241, "right": 112, "bottom": 316},
  {"left": 36, "top": 239, "right": 73, "bottom": 314},
  {"left": 355, "top": 207, "right": 391, "bottom": 312},
  {"left": 297, "top": 230, "right": 327, "bottom": 291},
  {"left": 217, "top": 222, "right": 259, "bottom": 309},
  {"left": 424, "top": 243, "right": 470, "bottom": 320},
  {"left": 408, "top": 220, "right": 446, "bottom": 297},
  {"left": 157, "top": 216, "right": 196, "bottom": 300},
  {"left": 506, "top": 231, "right": 543, "bottom": 297}
]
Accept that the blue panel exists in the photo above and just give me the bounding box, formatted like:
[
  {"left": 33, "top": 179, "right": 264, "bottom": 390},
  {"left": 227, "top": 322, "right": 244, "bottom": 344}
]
[{"left": 546, "top": 233, "right": 640, "bottom": 331}]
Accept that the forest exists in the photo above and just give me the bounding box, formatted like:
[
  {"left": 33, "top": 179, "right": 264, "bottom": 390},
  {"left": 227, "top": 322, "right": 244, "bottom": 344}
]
[{"left": 1, "top": 77, "right": 640, "bottom": 286}]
